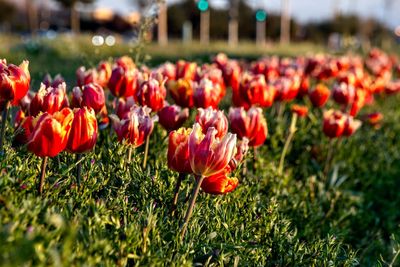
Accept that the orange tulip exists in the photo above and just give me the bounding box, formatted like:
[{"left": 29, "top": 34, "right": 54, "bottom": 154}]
[
  {"left": 168, "top": 78, "right": 194, "bottom": 108},
  {"left": 188, "top": 123, "right": 237, "bottom": 177},
  {"left": 308, "top": 83, "right": 330, "bottom": 108},
  {"left": 176, "top": 60, "right": 197, "bottom": 81},
  {"left": 167, "top": 127, "right": 192, "bottom": 174},
  {"left": 201, "top": 167, "right": 239, "bottom": 195},
  {"left": 66, "top": 107, "right": 98, "bottom": 153},
  {"left": 291, "top": 104, "right": 308, "bottom": 117},
  {"left": 196, "top": 107, "right": 228, "bottom": 138},
  {"left": 27, "top": 108, "right": 73, "bottom": 157}
]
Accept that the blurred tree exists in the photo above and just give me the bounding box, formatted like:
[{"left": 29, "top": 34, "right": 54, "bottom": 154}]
[
  {"left": 53, "top": 0, "right": 96, "bottom": 33},
  {"left": 0, "top": 0, "right": 15, "bottom": 24}
]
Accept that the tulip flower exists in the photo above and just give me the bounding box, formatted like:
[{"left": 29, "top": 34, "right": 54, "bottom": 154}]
[
  {"left": 108, "top": 66, "right": 138, "bottom": 98},
  {"left": 30, "top": 83, "right": 69, "bottom": 117},
  {"left": 290, "top": 104, "right": 308, "bottom": 117},
  {"left": 332, "top": 82, "right": 355, "bottom": 106},
  {"left": 115, "top": 96, "right": 136, "bottom": 119},
  {"left": 167, "top": 127, "right": 192, "bottom": 215},
  {"left": 168, "top": 78, "right": 194, "bottom": 108},
  {"left": 115, "top": 56, "right": 136, "bottom": 71},
  {"left": 76, "top": 66, "right": 97, "bottom": 87},
  {"left": 180, "top": 123, "right": 236, "bottom": 240},
  {"left": 27, "top": 108, "right": 74, "bottom": 194},
  {"left": 110, "top": 105, "right": 154, "bottom": 163},
  {"left": 67, "top": 107, "right": 98, "bottom": 187},
  {"left": 308, "top": 83, "right": 330, "bottom": 108},
  {"left": 13, "top": 116, "right": 34, "bottom": 147},
  {"left": 201, "top": 167, "right": 239, "bottom": 195},
  {"left": 158, "top": 62, "right": 176, "bottom": 82},
  {"left": 349, "top": 88, "right": 367, "bottom": 117},
  {"left": 0, "top": 60, "right": 30, "bottom": 151},
  {"left": 273, "top": 76, "right": 299, "bottom": 102},
  {"left": 193, "top": 78, "right": 221, "bottom": 109},
  {"left": 42, "top": 74, "right": 65, "bottom": 88},
  {"left": 176, "top": 60, "right": 197, "bottom": 81},
  {"left": 229, "top": 107, "right": 268, "bottom": 147},
  {"left": 322, "top": 110, "right": 347, "bottom": 138},
  {"left": 72, "top": 83, "right": 105, "bottom": 114},
  {"left": 365, "top": 112, "right": 383, "bottom": 128},
  {"left": 136, "top": 77, "right": 166, "bottom": 112},
  {"left": 195, "top": 107, "right": 228, "bottom": 138},
  {"left": 158, "top": 104, "right": 189, "bottom": 132},
  {"left": 96, "top": 61, "right": 112, "bottom": 88}
]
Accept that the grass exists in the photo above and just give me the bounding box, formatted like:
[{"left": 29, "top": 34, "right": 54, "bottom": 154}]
[{"left": 0, "top": 34, "right": 400, "bottom": 266}]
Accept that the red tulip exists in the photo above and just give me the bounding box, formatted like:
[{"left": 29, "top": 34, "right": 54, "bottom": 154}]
[
  {"left": 342, "top": 116, "right": 362, "bottom": 137},
  {"left": 158, "top": 104, "right": 189, "bottom": 132},
  {"left": 229, "top": 107, "right": 268, "bottom": 147},
  {"left": 168, "top": 78, "right": 194, "bottom": 108},
  {"left": 322, "top": 110, "right": 347, "bottom": 138},
  {"left": 235, "top": 74, "right": 275, "bottom": 109},
  {"left": 97, "top": 61, "right": 112, "bottom": 88},
  {"left": 108, "top": 66, "right": 138, "bottom": 98},
  {"left": 176, "top": 60, "right": 197, "bottom": 81},
  {"left": 76, "top": 66, "right": 97, "bottom": 87},
  {"left": 0, "top": 60, "right": 30, "bottom": 105},
  {"left": 291, "top": 104, "right": 308, "bottom": 117},
  {"left": 136, "top": 78, "right": 166, "bottom": 112},
  {"left": 115, "top": 56, "right": 136, "bottom": 71},
  {"left": 167, "top": 127, "right": 192, "bottom": 174},
  {"left": 30, "top": 83, "right": 69, "bottom": 117},
  {"left": 196, "top": 107, "right": 228, "bottom": 138},
  {"left": 189, "top": 123, "right": 237, "bottom": 177},
  {"left": 66, "top": 107, "right": 98, "bottom": 153},
  {"left": 201, "top": 167, "right": 239, "bottom": 195},
  {"left": 27, "top": 108, "right": 74, "bottom": 157},
  {"left": 193, "top": 78, "right": 222, "bottom": 109},
  {"left": 13, "top": 116, "right": 34, "bottom": 146},
  {"left": 110, "top": 106, "right": 154, "bottom": 148},
  {"left": 72, "top": 83, "right": 105, "bottom": 114},
  {"left": 349, "top": 88, "right": 367, "bottom": 116},
  {"left": 332, "top": 82, "right": 355, "bottom": 106},
  {"left": 273, "top": 76, "right": 299, "bottom": 102},
  {"left": 308, "top": 83, "right": 330, "bottom": 108},
  {"left": 365, "top": 112, "right": 383, "bottom": 126}
]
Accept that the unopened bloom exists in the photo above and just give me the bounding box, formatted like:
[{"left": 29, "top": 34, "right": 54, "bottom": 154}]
[
  {"left": 188, "top": 123, "right": 237, "bottom": 177},
  {"left": 72, "top": 83, "right": 105, "bottom": 114},
  {"left": 168, "top": 78, "right": 194, "bottom": 108},
  {"left": 110, "top": 106, "right": 154, "bottom": 147},
  {"left": 322, "top": 109, "right": 347, "bottom": 138},
  {"left": 193, "top": 78, "right": 222, "bottom": 109},
  {"left": 365, "top": 112, "right": 383, "bottom": 126},
  {"left": 291, "top": 104, "right": 308, "bottom": 117},
  {"left": 176, "top": 60, "right": 197, "bottom": 81},
  {"left": 201, "top": 167, "right": 239, "bottom": 195},
  {"left": 136, "top": 78, "right": 166, "bottom": 112},
  {"left": 229, "top": 107, "right": 268, "bottom": 147},
  {"left": 108, "top": 66, "right": 138, "bottom": 98},
  {"left": 308, "top": 83, "right": 330, "bottom": 108},
  {"left": 167, "top": 127, "right": 192, "bottom": 174},
  {"left": 29, "top": 83, "right": 69, "bottom": 117},
  {"left": 66, "top": 107, "right": 98, "bottom": 153},
  {"left": 158, "top": 104, "right": 189, "bottom": 132},
  {"left": 115, "top": 96, "right": 135, "bottom": 119},
  {"left": 332, "top": 82, "right": 355, "bottom": 105},
  {"left": 196, "top": 107, "right": 228, "bottom": 138},
  {"left": 27, "top": 108, "right": 74, "bottom": 157}
]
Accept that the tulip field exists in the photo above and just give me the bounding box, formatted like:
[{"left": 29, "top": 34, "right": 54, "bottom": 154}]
[{"left": 1, "top": 38, "right": 400, "bottom": 266}]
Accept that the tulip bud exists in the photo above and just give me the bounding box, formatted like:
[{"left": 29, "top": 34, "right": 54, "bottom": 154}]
[
  {"left": 332, "top": 82, "right": 355, "bottom": 105},
  {"left": 365, "top": 112, "right": 383, "bottom": 127},
  {"left": 229, "top": 107, "right": 268, "bottom": 147},
  {"left": 168, "top": 78, "right": 194, "bottom": 108},
  {"left": 193, "top": 78, "right": 221, "bottom": 109},
  {"left": 72, "top": 83, "right": 105, "bottom": 114},
  {"left": 158, "top": 62, "right": 176, "bottom": 82},
  {"left": 308, "top": 83, "right": 330, "bottom": 108},
  {"left": 110, "top": 105, "right": 154, "bottom": 148},
  {"left": 66, "top": 107, "right": 98, "bottom": 153},
  {"left": 290, "top": 104, "right": 308, "bottom": 117},
  {"left": 43, "top": 74, "right": 65, "bottom": 88},
  {"left": 27, "top": 108, "right": 74, "bottom": 157},
  {"left": 188, "top": 123, "right": 237, "bottom": 177},
  {"left": 349, "top": 88, "right": 367, "bottom": 116},
  {"left": 108, "top": 66, "right": 138, "bottom": 98},
  {"left": 115, "top": 56, "right": 136, "bottom": 71},
  {"left": 196, "top": 107, "right": 228, "bottom": 138},
  {"left": 176, "top": 60, "right": 197, "bottom": 81},
  {"left": 322, "top": 110, "right": 347, "bottom": 138},
  {"left": 76, "top": 66, "right": 96, "bottom": 87},
  {"left": 30, "top": 83, "right": 69, "bottom": 117},
  {"left": 136, "top": 78, "right": 166, "bottom": 112},
  {"left": 167, "top": 127, "right": 192, "bottom": 174},
  {"left": 97, "top": 61, "right": 112, "bottom": 88},
  {"left": 273, "top": 76, "right": 299, "bottom": 102},
  {"left": 158, "top": 104, "right": 189, "bottom": 132},
  {"left": 115, "top": 97, "right": 135, "bottom": 119},
  {"left": 229, "top": 137, "right": 249, "bottom": 170}
]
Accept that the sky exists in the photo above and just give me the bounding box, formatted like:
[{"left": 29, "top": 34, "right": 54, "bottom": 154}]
[{"left": 94, "top": 0, "right": 399, "bottom": 29}]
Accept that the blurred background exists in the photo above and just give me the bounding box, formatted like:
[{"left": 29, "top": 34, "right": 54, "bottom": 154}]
[{"left": 0, "top": 0, "right": 399, "bottom": 50}]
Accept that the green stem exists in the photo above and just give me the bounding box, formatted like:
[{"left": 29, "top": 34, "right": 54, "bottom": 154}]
[
  {"left": 278, "top": 113, "right": 297, "bottom": 175},
  {"left": 0, "top": 101, "right": 9, "bottom": 153},
  {"left": 76, "top": 154, "right": 82, "bottom": 188},
  {"left": 38, "top": 156, "right": 48, "bottom": 195},
  {"left": 143, "top": 135, "right": 150, "bottom": 169},
  {"left": 128, "top": 147, "right": 132, "bottom": 163},
  {"left": 170, "top": 173, "right": 186, "bottom": 216},
  {"left": 180, "top": 175, "right": 205, "bottom": 241}
]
